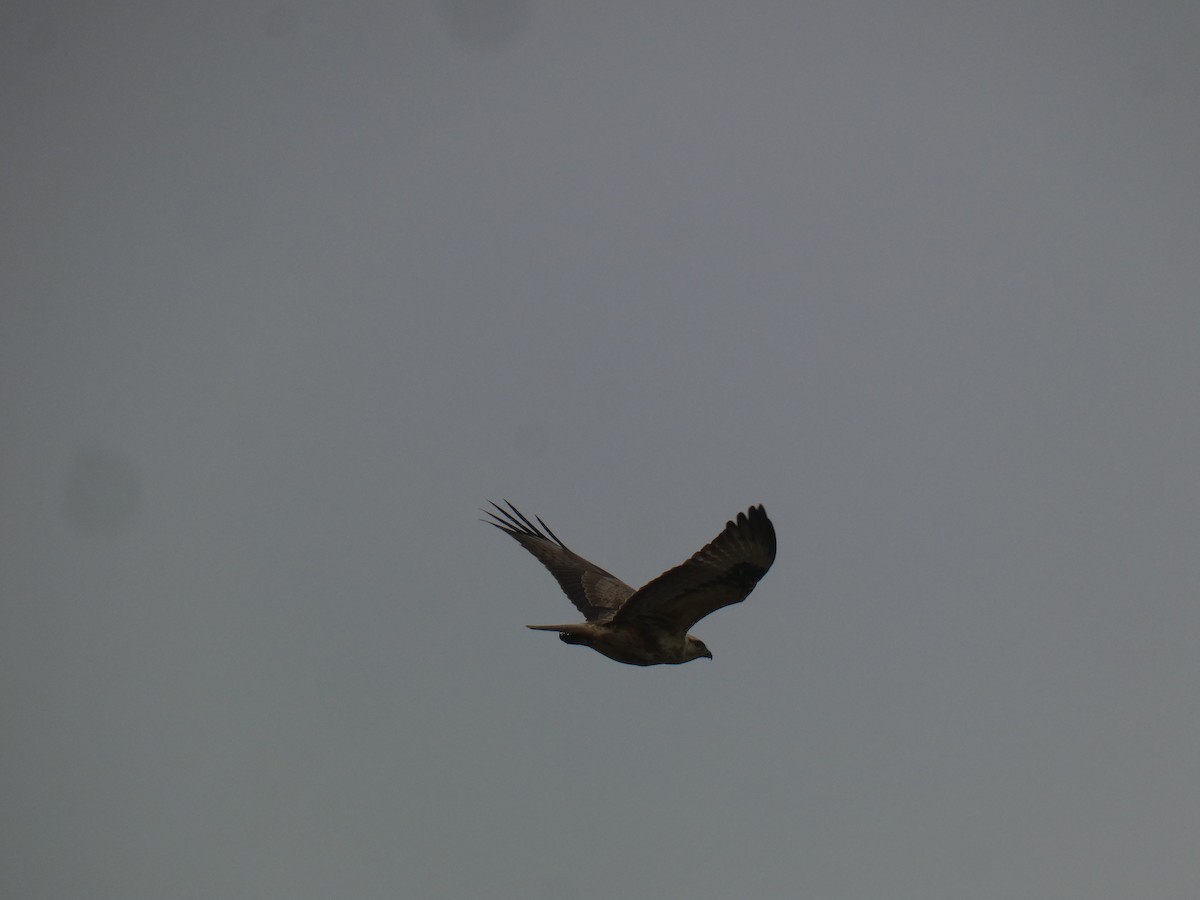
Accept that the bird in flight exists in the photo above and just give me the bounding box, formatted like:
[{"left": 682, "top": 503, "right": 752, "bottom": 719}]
[{"left": 485, "top": 501, "right": 776, "bottom": 666}]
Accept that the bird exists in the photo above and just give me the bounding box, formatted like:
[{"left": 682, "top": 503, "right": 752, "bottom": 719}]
[{"left": 484, "top": 501, "right": 776, "bottom": 666}]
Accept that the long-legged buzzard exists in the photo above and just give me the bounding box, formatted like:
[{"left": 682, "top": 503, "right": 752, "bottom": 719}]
[{"left": 485, "top": 501, "right": 776, "bottom": 666}]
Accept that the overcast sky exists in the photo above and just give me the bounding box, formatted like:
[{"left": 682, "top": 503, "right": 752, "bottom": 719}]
[{"left": 3, "top": 2, "right": 1199, "bottom": 898}]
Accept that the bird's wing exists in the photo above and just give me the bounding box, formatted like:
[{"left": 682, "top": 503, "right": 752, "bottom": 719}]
[
  {"left": 484, "top": 501, "right": 636, "bottom": 622},
  {"left": 611, "top": 505, "right": 776, "bottom": 634}
]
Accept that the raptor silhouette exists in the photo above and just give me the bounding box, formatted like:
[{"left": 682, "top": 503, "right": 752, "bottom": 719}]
[{"left": 485, "top": 501, "right": 776, "bottom": 666}]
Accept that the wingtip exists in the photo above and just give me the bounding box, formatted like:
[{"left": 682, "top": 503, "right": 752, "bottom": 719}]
[{"left": 732, "top": 504, "right": 766, "bottom": 528}]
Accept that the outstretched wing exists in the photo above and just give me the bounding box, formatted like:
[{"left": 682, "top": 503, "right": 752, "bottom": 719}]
[
  {"left": 611, "top": 505, "right": 776, "bottom": 634},
  {"left": 484, "top": 501, "right": 636, "bottom": 622}
]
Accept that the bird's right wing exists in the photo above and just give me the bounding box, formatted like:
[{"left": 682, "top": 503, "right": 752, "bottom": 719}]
[
  {"left": 611, "top": 505, "right": 776, "bottom": 634},
  {"left": 484, "top": 501, "right": 635, "bottom": 622}
]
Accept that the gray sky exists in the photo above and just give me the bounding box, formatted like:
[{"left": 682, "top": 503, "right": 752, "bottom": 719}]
[{"left": 3, "top": 2, "right": 1199, "bottom": 898}]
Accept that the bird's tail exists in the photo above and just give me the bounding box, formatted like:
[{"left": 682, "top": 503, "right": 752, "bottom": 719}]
[
  {"left": 527, "top": 623, "right": 593, "bottom": 646},
  {"left": 526, "top": 623, "right": 591, "bottom": 635}
]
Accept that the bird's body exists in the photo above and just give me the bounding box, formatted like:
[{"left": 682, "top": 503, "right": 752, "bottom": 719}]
[
  {"left": 526, "top": 621, "right": 703, "bottom": 666},
  {"left": 485, "top": 501, "right": 776, "bottom": 666}
]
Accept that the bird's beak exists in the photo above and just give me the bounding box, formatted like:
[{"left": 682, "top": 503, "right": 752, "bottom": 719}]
[{"left": 703, "top": 650, "right": 713, "bottom": 660}]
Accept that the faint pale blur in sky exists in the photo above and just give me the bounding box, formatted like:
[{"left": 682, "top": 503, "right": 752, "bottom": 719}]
[{"left": 3, "top": 2, "right": 1199, "bottom": 898}]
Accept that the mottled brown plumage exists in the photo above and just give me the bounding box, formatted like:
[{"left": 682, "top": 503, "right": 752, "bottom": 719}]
[{"left": 485, "top": 501, "right": 776, "bottom": 666}]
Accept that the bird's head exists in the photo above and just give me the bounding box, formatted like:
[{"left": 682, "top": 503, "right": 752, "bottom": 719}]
[{"left": 684, "top": 636, "right": 713, "bottom": 661}]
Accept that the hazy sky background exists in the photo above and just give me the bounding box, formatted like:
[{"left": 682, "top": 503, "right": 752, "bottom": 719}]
[{"left": 3, "top": 2, "right": 1199, "bottom": 898}]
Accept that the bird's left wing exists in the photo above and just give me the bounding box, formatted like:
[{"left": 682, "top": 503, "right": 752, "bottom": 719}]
[
  {"left": 611, "top": 505, "right": 776, "bottom": 634},
  {"left": 484, "top": 501, "right": 636, "bottom": 622}
]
